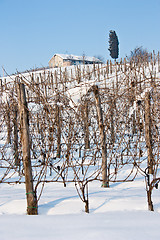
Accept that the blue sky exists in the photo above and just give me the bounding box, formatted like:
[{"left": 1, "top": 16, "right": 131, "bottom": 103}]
[{"left": 0, "top": 0, "right": 160, "bottom": 76}]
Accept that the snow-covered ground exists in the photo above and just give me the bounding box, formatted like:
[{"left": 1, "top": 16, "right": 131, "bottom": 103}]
[
  {"left": 1, "top": 211, "right": 160, "bottom": 240},
  {"left": 1, "top": 176, "right": 160, "bottom": 240},
  {"left": 1, "top": 61, "right": 160, "bottom": 239}
]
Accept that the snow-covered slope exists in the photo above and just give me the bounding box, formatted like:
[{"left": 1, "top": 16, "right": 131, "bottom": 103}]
[
  {"left": 0, "top": 176, "right": 160, "bottom": 240},
  {"left": 0, "top": 60, "right": 160, "bottom": 239}
]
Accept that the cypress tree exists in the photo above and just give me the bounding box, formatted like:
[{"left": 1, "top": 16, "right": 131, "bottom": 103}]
[{"left": 108, "top": 30, "right": 119, "bottom": 60}]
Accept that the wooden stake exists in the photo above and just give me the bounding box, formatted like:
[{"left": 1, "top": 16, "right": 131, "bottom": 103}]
[
  {"left": 13, "top": 104, "right": 19, "bottom": 167},
  {"left": 18, "top": 83, "right": 38, "bottom": 215},
  {"left": 56, "top": 100, "right": 61, "bottom": 158},
  {"left": 6, "top": 102, "right": 11, "bottom": 144},
  {"left": 109, "top": 96, "right": 115, "bottom": 145},
  {"left": 82, "top": 101, "right": 90, "bottom": 149},
  {"left": 145, "top": 91, "right": 154, "bottom": 174},
  {"left": 93, "top": 85, "right": 109, "bottom": 187}
]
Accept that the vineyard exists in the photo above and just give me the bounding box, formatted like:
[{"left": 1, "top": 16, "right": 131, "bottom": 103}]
[{"left": 0, "top": 53, "right": 160, "bottom": 214}]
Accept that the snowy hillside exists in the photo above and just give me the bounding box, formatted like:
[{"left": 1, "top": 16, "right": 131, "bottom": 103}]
[
  {"left": 0, "top": 57, "right": 160, "bottom": 239},
  {"left": 1, "top": 175, "right": 160, "bottom": 240}
]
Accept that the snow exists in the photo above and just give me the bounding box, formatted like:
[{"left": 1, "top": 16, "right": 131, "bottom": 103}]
[
  {"left": 0, "top": 62, "right": 160, "bottom": 239},
  {"left": 1, "top": 176, "right": 160, "bottom": 239},
  {"left": 1, "top": 211, "right": 160, "bottom": 240}
]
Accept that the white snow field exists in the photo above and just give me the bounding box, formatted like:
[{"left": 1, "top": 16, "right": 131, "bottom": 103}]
[{"left": 1, "top": 177, "right": 160, "bottom": 240}]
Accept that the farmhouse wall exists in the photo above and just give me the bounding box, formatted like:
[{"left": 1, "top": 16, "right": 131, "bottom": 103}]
[{"left": 49, "top": 55, "right": 63, "bottom": 68}]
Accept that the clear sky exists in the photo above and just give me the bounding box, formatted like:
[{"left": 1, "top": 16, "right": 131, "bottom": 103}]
[{"left": 0, "top": 0, "right": 160, "bottom": 76}]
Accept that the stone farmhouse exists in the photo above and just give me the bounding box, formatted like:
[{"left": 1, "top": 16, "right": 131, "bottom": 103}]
[{"left": 49, "top": 54, "right": 103, "bottom": 68}]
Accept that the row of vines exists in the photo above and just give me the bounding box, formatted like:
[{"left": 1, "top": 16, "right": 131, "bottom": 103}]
[{"left": 0, "top": 53, "right": 160, "bottom": 214}]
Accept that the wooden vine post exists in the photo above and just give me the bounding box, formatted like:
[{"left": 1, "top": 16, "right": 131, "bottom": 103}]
[
  {"left": 56, "top": 98, "right": 61, "bottom": 158},
  {"left": 144, "top": 91, "right": 154, "bottom": 211},
  {"left": 92, "top": 85, "right": 109, "bottom": 187},
  {"left": 13, "top": 104, "right": 19, "bottom": 167},
  {"left": 82, "top": 100, "right": 90, "bottom": 149},
  {"left": 6, "top": 101, "right": 11, "bottom": 144},
  {"left": 109, "top": 95, "right": 115, "bottom": 145},
  {"left": 55, "top": 74, "right": 61, "bottom": 158},
  {"left": 144, "top": 91, "right": 154, "bottom": 174},
  {"left": 18, "top": 83, "right": 38, "bottom": 215}
]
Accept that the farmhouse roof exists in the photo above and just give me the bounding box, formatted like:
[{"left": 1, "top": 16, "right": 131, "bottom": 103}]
[{"left": 54, "top": 54, "right": 102, "bottom": 63}]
